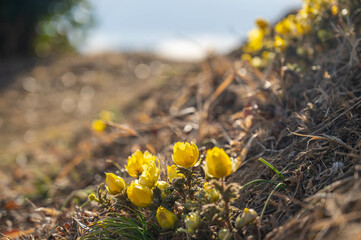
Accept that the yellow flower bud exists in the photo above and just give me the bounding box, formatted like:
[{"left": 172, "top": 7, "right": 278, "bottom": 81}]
[
  {"left": 203, "top": 147, "right": 236, "bottom": 179},
  {"left": 156, "top": 206, "right": 177, "bottom": 230},
  {"left": 167, "top": 164, "right": 185, "bottom": 183},
  {"left": 185, "top": 212, "right": 200, "bottom": 233},
  {"left": 88, "top": 193, "right": 99, "bottom": 202},
  {"left": 236, "top": 208, "right": 258, "bottom": 228},
  {"left": 155, "top": 181, "right": 169, "bottom": 191},
  {"left": 331, "top": 5, "right": 338, "bottom": 15},
  {"left": 92, "top": 119, "right": 106, "bottom": 132},
  {"left": 218, "top": 228, "right": 232, "bottom": 240},
  {"left": 139, "top": 160, "right": 160, "bottom": 188},
  {"left": 274, "top": 35, "right": 287, "bottom": 51},
  {"left": 262, "top": 51, "right": 275, "bottom": 60},
  {"left": 255, "top": 18, "right": 269, "bottom": 30},
  {"left": 251, "top": 56, "right": 263, "bottom": 68},
  {"left": 241, "top": 53, "right": 252, "bottom": 62},
  {"left": 204, "top": 182, "right": 220, "bottom": 203},
  {"left": 127, "top": 181, "right": 153, "bottom": 208},
  {"left": 125, "top": 150, "right": 157, "bottom": 178},
  {"left": 105, "top": 173, "right": 126, "bottom": 195},
  {"left": 172, "top": 142, "right": 199, "bottom": 168}
]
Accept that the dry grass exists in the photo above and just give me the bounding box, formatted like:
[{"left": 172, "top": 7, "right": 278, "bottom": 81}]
[{"left": 1, "top": 3, "right": 361, "bottom": 239}]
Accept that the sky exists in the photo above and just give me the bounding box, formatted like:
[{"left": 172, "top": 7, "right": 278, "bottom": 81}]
[{"left": 83, "top": 0, "right": 302, "bottom": 60}]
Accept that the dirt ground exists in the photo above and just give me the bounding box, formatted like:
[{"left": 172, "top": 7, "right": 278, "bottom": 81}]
[{"left": 0, "top": 53, "right": 198, "bottom": 237}]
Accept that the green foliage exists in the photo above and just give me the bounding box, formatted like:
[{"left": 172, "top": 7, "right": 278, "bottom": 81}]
[
  {"left": 0, "top": 0, "right": 93, "bottom": 57},
  {"left": 259, "top": 158, "right": 285, "bottom": 180},
  {"left": 82, "top": 212, "right": 159, "bottom": 240},
  {"left": 35, "top": 0, "right": 93, "bottom": 57}
]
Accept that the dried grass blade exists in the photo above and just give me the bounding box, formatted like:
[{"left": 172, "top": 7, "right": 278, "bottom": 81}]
[{"left": 105, "top": 121, "right": 139, "bottom": 136}]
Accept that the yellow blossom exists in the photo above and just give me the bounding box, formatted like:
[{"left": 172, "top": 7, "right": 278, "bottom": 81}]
[
  {"left": 274, "top": 35, "right": 287, "bottom": 51},
  {"left": 127, "top": 180, "right": 153, "bottom": 208},
  {"left": 203, "top": 147, "right": 236, "bottom": 179},
  {"left": 331, "top": 5, "right": 338, "bottom": 15},
  {"left": 241, "top": 53, "right": 252, "bottom": 62},
  {"left": 251, "top": 56, "right": 263, "bottom": 68},
  {"left": 167, "top": 164, "right": 185, "bottom": 183},
  {"left": 139, "top": 160, "right": 160, "bottom": 188},
  {"left": 185, "top": 212, "right": 200, "bottom": 233},
  {"left": 299, "top": 4, "right": 317, "bottom": 19},
  {"left": 255, "top": 18, "right": 269, "bottom": 30},
  {"left": 92, "top": 119, "right": 106, "bottom": 132},
  {"left": 276, "top": 14, "right": 306, "bottom": 37},
  {"left": 156, "top": 206, "right": 177, "bottom": 230},
  {"left": 204, "top": 182, "right": 220, "bottom": 203},
  {"left": 105, "top": 173, "right": 127, "bottom": 195},
  {"left": 275, "top": 19, "right": 291, "bottom": 35},
  {"left": 236, "top": 208, "right": 258, "bottom": 228},
  {"left": 247, "top": 28, "right": 265, "bottom": 52},
  {"left": 155, "top": 181, "right": 169, "bottom": 191},
  {"left": 125, "top": 150, "right": 157, "bottom": 178},
  {"left": 172, "top": 142, "right": 199, "bottom": 168},
  {"left": 296, "top": 21, "right": 312, "bottom": 35}
]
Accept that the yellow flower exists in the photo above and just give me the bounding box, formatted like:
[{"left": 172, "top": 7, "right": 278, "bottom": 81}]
[
  {"left": 218, "top": 228, "right": 232, "bottom": 240},
  {"left": 331, "top": 5, "right": 338, "bottom": 15},
  {"left": 185, "top": 212, "right": 200, "bottom": 233},
  {"left": 139, "top": 160, "right": 160, "bottom": 188},
  {"left": 275, "top": 20, "right": 289, "bottom": 35},
  {"left": 241, "top": 53, "right": 252, "bottom": 62},
  {"left": 274, "top": 35, "right": 287, "bottom": 51},
  {"left": 167, "top": 164, "right": 185, "bottom": 183},
  {"left": 276, "top": 14, "right": 301, "bottom": 36},
  {"left": 251, "top": 56, "right": 263, "bottom": 68},
  {"left": 155, "top": 181, "right": 169, "bottom": 191},
  {"left": 125, "top": 150, "right": 157, "bottom": 178},
  {"left": 156, "top": 206, "right": 177, "bottom": 230},
  {"left": 255, "top": 18, "right": 269, "bottom": 30},
  {"left": 295, "top": 21, "right": 312, "bottom": 35},
  {"left": 236, "top": 208, "right": 258, "bottom": 228},
  {"left": 105, "top": 173, "right": 127, "bottom": 195},
  {"left": 92, "top": 119, "right": 106, "bottom": 132},
  {"left": 172, "top": 142, "right": 199, "bottom": 168},
  {"left": 203, "top": 147, "right": 236, "bottom": 179},
  {"left": 127, "top": 181, "right": 153, "bottom": 208},
  {"left": 204, "top": 182, "right": 220, "bottom": 203},
  {"left": 247, "top": 28, "right": 264, "bottom": 52}
]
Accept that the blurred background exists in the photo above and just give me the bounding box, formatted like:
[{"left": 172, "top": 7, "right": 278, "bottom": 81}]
[
  {"left": 0, "top": 0, "right": 303, "bottom": 205},
  {"left": 1, "top": 0, "right": 301, "bottom": 60}
]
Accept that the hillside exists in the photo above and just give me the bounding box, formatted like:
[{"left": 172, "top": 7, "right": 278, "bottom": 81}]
[{"left": 1, "top": 0, "right": 361, "bottom": 239}]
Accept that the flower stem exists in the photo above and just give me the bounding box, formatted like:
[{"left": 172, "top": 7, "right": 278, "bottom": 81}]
[
  {"left": 222, "top": 178, "right": 233, "bottom": 231},
  {"left": 185, "top": 168, "right": 194, "bottom": 200}
]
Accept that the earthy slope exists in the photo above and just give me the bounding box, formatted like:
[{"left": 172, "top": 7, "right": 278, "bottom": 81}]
[{"left": 1, "top": 1, "right": 361, "bottom": 239}]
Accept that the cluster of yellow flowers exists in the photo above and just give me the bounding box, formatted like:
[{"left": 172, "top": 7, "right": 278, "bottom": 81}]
[
  {"left": 94, "top": 141, "right": 241, "bottom": 232},
  {"left": 242, "top": 0, "right": 340, "bottom": 68}
]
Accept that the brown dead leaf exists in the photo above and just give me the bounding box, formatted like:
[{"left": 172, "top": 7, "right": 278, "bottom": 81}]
[
  {"left": 35, "top": 207, "right": 61, "bottom": 216},
  {"left": 2, "top": 228, "right": 34, "bottom": 239}
]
